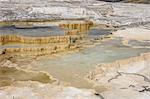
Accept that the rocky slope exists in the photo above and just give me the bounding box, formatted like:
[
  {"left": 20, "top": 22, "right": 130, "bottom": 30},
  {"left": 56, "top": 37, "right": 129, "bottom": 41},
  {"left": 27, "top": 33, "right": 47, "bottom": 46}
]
[{"left": 0, "top": 0, "right": 150, "bottom": 27}]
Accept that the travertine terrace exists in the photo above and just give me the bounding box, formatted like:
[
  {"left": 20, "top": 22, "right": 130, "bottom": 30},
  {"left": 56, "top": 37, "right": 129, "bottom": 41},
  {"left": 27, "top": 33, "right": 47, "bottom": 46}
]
[{"left": 0, "top": 0, "right": 150, "bottom": 99}]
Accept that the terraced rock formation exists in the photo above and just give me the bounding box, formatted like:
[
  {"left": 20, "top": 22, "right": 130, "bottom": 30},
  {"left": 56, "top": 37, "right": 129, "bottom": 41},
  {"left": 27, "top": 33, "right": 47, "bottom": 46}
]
[
  {"left": 0, "top": 35, "right": 73, "bottom": 44},
  {"left": 60, "top": 21, "right": 94, "bottom": 34},
  {"left": 0, "top": 0, "right": 150, "bottom": 99},
  {"left": 0, "top": 20, "right": 95, "bottom": 56}
]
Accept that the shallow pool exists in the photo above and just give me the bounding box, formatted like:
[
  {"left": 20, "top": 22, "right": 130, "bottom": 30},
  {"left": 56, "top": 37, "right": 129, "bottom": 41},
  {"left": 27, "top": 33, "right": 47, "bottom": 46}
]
[
  {"left": 0, "top": 26, "right": 65, "bottom": 37},
  {"left": 31, "top": 41, "right": 150, "bottom": 89}
]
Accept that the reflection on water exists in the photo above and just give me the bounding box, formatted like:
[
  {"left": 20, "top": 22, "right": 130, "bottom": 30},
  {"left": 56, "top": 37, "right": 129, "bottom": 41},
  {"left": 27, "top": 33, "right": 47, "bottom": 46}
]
[
  {"left": 88, "top": 29, "right": 112, "bottom": 36},
  {"left": 0, "top": 26, "right": 66, "bottom": 37}
]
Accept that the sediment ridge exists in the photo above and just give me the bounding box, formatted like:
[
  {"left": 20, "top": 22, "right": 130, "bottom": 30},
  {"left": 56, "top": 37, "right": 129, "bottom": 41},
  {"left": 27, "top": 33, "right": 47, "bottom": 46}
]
[
  {"left": 0, "top": 35, "right": 82, "bottom": 44},
  {"left": 2, "top": 44, "right": 79, "bottom": 56},
  {"left": 0, "top": 34, "right": 83, "bottom": 56},
  {"left": 60, "top": 21, "right": 94, "bottom": 33}
]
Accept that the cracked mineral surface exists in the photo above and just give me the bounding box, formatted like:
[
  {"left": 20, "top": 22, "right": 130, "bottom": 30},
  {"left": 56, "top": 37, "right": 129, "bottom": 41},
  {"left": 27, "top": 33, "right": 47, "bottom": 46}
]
[{"left": 0, "top": 0, "right": 150, "bottom": 99}]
